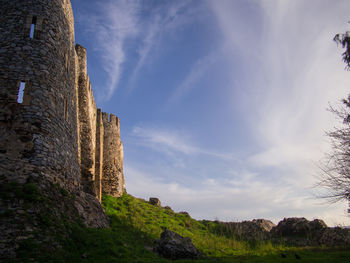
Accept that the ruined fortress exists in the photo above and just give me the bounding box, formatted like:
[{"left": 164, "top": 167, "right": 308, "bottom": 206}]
[{"left": 0, "top": 0, "right": 125, "bottom": 202}]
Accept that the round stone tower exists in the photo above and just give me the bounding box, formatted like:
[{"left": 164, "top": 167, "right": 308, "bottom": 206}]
[{"left": 0, "top": 0, "right": 80, "bottom": 190}]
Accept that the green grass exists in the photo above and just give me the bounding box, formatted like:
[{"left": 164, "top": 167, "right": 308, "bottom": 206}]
[
  {"left": 11, "top": 193, "right": 350, "bottom": 262},
  {"left": 102, "top": 194, "right": 283, "bottom": 257}
]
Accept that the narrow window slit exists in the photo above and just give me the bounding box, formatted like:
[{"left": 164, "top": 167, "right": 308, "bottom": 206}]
[
  {"left": 65, "top": 53, "right": 69, "bottom": 73},
  {"left": 29, "top": 16, "right": 37, "bottom": 39},
  {"left": 64, "top": 99, "right": 68, "bottom": 121},
  {"left": 17, "top": 82, "right": 26, "bottom": 104}
]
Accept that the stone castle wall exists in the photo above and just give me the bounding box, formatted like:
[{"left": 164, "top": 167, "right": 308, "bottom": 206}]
[
  {"left": 0, "top": 0, "right": 80, "bottom": 191},
  {"left": 102, "top": 113, "right": 125, "bottom": 197},
  {"left": 0, "top": 0, "right": 126, "bottom": 258},
  {"left": 76, "top": 45, "right": 125, "bottom": 201},
  {"left": 0, "top": 0, "right": 125, "bottom": 213},
  {"left": 95, "top": 109, "right": 104, "bottom": 202},
  {"left": 76, "top": 44, "right": 97, "bottom": 195}
]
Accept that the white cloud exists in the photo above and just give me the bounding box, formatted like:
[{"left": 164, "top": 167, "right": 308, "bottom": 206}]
[
  {"left": 80, "top": 0, "right": 140, "bottom": 100},
  {"left": 126, "top": 122, "right": 350, "bottom": 226},
  {"left": 247, "top": 1, "right": 350, "bottom": 191},
  {"left": 131, "top": 125, "right": 196, "bottom": 155},
  {"left": 127, "top": 0, "right": 198, "bottom": 92},
  {"left": 168, "top": 51, "right": 219, "bottom": 105},
  {"left": 125, "top": 165, "right": 349, "bottom": 226},
  {"left": 80, "top": 0, "right": 350, "bottom": 226},
  {"left": 201, "top": 0, "right": 350, "bottom": 224},
  {"left": 79, "top": 0, "right": 199, "bottom": 100},
  {"left": 210, "top": 2, "right": 350, "bottom": 175},
  {"left": 130, "top": 125, "right": 237, "bottom": 161}
]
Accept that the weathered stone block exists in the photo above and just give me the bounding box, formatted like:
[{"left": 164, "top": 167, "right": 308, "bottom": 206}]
[
  {"left": 149, "top": 197, "right": 161, "bottom": 206},
  {"left": 154, "top": 230, "right": 204, "bottom": 260}
]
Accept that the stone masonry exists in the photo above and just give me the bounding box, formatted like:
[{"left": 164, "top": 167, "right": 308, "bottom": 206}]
[
  {"left": 0, "top": 0, "right": 125, "bottom": 212},
  {"left": 0, "top": 0, "right": 80, "bottom": 192},
  {"left": 102, "top": 113, "right": 125, "bottom": 197},
  {"left": 76, "top": 44, "right": 125, "bottom": 201},
  {"left": 0, "top": 0, "right": 125, "bottom": 258}
]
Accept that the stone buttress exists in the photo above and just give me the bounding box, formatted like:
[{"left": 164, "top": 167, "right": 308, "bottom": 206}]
[
  {"left": 102, "top": 113, "right": 125, "bottom": 197},
  {"left": 75, "top": 44, "right": 97, "bottom": 196},
  {"left": 95, "top": 109, "right": 104, "bottom": 202}
]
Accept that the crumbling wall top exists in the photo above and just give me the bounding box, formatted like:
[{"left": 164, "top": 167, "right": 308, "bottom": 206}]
[
  {"left": 75, "top": 44, "right": 87, "bottom": 76},
  {"left": 102, "top": 112, "right": 120, "bottom": 128}
]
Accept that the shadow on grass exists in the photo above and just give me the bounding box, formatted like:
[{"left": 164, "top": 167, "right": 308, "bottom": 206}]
[{"left": 10, "top": 192, "right": 350, "bottom": 263}]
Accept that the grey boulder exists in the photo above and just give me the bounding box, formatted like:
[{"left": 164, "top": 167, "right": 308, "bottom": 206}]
[{"left": 154, "top": 230, "right": 204, "bottom": 260}]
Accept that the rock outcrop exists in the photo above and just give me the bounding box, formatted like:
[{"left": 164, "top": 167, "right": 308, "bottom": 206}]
[
  {"left": 74, "top": 191, "right": 109, "bottom": 228},
  {"left": 212, "top": 219, "right": 275, "bottom": 241},
  {"left": 149, "top": 197, "right": 161, "bottom": 206},
  {"left": 252, "top": 219, "right": 276, "bottom": 232},
  {"left": 271, "top": 217, "right": 327, "bottom": 236},
  {"left": 270, "top": 217, "right": 350, "bottom": 246},
  {"left": 0, "top": 177, "right": 109, "bottom": 259},
  {"left": 154, "top": 230, "right": 204, "bottom": 260},
  {"left": 179, "top": 211, "right": 191, "bottom": 217},
  {"left": 319, "top": 227, "right": 350, "bottom": 246},
  {"left": 207, "top": 217, "right": 350, "bottom": 247}
]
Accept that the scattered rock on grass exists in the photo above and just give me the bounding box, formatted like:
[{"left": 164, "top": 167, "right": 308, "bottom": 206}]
[
  {"left": 271, "top": 217, "right": 327, "bottom": 237},
  {"left": 252, "top": 219, "right": 276, "bottom": 232},
  {"left": 149, "top": 197, "right": 161, "bottom": 206},
  {"left": 154, "top": 230, "right": 204, "bottom": 260},
  {"left": 178, "top": 211, "right": 190, "bottom": 217},
  {"left": 319, "top": 227, "right": 350, "bottom": 246},
  {"left": 164, "top": 206, "right": 173, "bottom": 211}
]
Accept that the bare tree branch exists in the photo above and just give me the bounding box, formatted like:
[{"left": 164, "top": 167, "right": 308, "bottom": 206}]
[{"left": 318, "top": 95, "right": 350, "bottom": 213}]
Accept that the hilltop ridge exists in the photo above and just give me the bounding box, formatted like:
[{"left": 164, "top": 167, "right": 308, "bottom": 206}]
[{"left": 7, "top": 193, "right": 350, "bottom": 262}]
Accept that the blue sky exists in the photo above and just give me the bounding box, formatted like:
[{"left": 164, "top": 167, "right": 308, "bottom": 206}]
[{"left": 71, "top": 0, "right": 350, "bottom": 226}]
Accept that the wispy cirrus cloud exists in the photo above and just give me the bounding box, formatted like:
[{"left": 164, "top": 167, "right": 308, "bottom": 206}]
[
  {"left": 77, "top": 0, "right": 350, "bottom": 226},
  {"left": 131, "top": 125, "right": 196, "bottom": 155},
  {"left": 198, "top": 0, "right": 350, "bottom": 224},
  {"left": 167, "top": 50, "right": 219, "bottom": 105},
  {"left": 80, "top": 0, "right": 141, "bottom": 100},
  {"left": 125, "top": 165, "right": 348, "bottom": 224},
  {"left": 128, "top": 0, "right": 198, "bottom": 92},
  {"left": 130, "top": 125, "right": 237, "bottom": 161},
  {"left": 209, "top": 0, "right": 350, "bottom": 176},
  {"left": 79, "top": 0, "right": 198, "bottom": 100}
]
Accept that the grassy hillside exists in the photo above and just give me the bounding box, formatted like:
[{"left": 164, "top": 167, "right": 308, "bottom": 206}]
[{"left": 12, "top": 193, "right": 350, "bottom": 263}]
